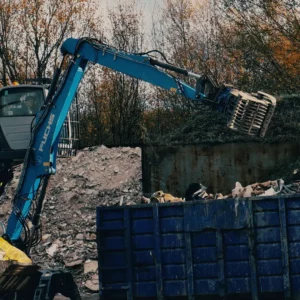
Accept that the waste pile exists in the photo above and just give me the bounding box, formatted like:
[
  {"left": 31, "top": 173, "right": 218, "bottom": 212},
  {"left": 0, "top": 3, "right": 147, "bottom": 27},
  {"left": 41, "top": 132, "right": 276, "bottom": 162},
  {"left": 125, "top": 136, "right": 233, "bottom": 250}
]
[
  {"left": 143, "top": 179, "right": 300, "bottom": 203},
  {"left": 230, "top": 179, "right": 300, "bottom": 198},
  {"left": 190, "top": 179, "right": 300, "bottom": 200},
  {"left": 0, "top": 145, "right": 143, "bottom": 295},
  {"left": 141, "top": 190, "right": 184, "bottom": 204}
]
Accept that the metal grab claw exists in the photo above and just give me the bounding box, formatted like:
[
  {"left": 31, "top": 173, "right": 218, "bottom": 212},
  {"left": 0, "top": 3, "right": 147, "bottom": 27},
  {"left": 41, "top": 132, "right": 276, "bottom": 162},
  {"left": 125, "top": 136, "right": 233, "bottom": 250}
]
[
  {"left": 196, "top": 75, "right": 276, "bottom": 137},
  {"left": 223, "top": 90, "right": 276, "bottom": 137}
]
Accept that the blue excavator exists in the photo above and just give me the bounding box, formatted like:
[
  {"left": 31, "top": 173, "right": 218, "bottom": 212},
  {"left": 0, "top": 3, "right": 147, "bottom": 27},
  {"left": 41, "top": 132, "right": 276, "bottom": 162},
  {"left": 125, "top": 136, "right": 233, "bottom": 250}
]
[{"left": 0, "top": 37, "right": 276, "bottom": 299}]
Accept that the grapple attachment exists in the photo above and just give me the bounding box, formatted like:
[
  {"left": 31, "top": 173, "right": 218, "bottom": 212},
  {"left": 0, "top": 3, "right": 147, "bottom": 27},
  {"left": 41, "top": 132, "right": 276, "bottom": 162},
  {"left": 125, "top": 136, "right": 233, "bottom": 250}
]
[
  {"left": 223, "top": 90, "right": 276, "bottom": 137},
  {"left": 196, "top": 76, "right": 276, "bottom": 137}
]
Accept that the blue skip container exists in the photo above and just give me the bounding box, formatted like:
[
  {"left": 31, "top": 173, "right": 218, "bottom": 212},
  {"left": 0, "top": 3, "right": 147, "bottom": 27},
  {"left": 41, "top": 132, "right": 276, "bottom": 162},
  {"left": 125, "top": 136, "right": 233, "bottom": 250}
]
[{"left": 97, "top": 196, "right": 300, "bottom": 299}]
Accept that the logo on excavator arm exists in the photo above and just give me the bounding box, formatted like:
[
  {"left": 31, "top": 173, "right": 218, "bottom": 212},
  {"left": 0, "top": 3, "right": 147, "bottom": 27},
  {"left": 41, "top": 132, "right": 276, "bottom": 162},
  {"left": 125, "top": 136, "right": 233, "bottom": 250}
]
[{"left": 39, "top": 113, "right": 55, "bottom": 152}]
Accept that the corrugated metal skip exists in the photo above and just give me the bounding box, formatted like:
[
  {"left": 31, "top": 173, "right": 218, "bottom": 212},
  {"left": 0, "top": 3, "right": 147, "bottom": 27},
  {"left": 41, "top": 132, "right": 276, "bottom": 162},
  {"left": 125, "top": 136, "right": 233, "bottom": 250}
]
[
  {"left": 142, "top": 142, "right": 300, "bottom": 195},
  {"left": 97, "top": 196, "right": 300, "bottom": 299}
]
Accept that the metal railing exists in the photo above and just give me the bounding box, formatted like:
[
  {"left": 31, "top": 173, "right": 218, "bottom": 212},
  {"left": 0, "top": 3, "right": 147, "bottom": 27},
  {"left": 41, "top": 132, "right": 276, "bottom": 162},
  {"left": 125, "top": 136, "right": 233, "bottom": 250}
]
[{"left": 57, "top": 97, "right": 80, "bottom": 157}]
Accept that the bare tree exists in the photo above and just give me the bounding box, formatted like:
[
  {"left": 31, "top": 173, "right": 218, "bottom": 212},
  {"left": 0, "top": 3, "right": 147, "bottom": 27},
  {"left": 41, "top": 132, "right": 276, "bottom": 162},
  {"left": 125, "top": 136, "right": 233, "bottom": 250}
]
[
  {"left": 0, "top": 0, "right": 101, "bottom": 84},
  {"left": 0, "top": 0, "right": 24, "bottom": 84},
  {"left": 105, "top": 0, "right": 147, "bottom": 145},
  {"left": 146, "top": 0, "right": 221, "bottom": 140},
  {"left": 77, "top": 0, "right": 147, "bottom": 146}
]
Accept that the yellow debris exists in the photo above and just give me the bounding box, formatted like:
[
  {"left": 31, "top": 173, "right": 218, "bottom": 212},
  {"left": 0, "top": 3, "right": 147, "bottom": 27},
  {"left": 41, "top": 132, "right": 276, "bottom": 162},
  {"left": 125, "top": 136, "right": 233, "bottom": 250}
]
[
  {"left": 0, "top": 237, "right": 32, "bottom": 264},
  {"left": 150, "top": 191, "right": 184, "bottom": 203}
]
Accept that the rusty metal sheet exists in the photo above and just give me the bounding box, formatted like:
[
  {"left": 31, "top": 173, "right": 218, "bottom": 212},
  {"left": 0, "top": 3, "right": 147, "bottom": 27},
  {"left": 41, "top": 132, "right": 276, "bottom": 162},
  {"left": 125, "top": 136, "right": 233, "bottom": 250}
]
[{"left": 142, "top": 142, "right": 300, "bottom": 196}]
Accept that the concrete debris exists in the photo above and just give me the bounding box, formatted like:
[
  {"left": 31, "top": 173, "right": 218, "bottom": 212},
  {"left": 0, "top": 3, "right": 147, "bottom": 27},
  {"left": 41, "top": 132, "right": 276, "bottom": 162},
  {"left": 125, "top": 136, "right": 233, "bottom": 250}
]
[
  {"left": 42, "top": 234, "right": 51, "bottom": 241},
  {"left": 165, "top": 179, "right": 300, "bottom": 202},
  {"left": 64, "top": 259, "right": 83, "bottom": 268},
  {"left": 85, "top": 279, "right": 99, "bottom": 291},
  {"left": 46, "top": 243, "right": 58, "bottom": 257},
  {"left": 187, "top": 179, "right": 300, "bottom": 200},
  {"left": 84, "top": 260, "right": 98, "bottom": 274},
  {"left": 0, "top": 145, "right": 142, "bottom": 295},
  {"left": 76, "top": 233, "right": 84, "bottom": 240}
]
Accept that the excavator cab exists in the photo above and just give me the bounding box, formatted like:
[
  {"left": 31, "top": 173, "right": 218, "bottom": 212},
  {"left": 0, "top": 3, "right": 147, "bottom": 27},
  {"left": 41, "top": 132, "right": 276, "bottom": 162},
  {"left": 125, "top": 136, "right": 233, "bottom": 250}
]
[
  {"left": 0, "top": 84, "right": 80, "bottom": 162},
  {"left": 0, "top": 85, "right": 45, "bottom": 162},
  {"left": 0, "top": 83, "right": 80, "bottom": 197}
]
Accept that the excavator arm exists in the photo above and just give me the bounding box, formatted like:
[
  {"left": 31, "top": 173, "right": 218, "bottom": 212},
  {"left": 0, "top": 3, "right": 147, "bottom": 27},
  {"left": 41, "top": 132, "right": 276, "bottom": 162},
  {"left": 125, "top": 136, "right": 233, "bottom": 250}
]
[{"left": 5, "top": 37, "right": 276, "bottom": 249}]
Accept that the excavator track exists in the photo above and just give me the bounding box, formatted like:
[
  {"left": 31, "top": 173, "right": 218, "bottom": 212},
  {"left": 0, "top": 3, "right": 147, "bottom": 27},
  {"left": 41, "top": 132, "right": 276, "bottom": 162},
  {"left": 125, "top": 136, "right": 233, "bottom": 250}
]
[
  {"left": 0, "top": 262, "right": 82, "bottom": 299},
  {"left": 0, "top": 261, "right": 40, "bottom": 299}
]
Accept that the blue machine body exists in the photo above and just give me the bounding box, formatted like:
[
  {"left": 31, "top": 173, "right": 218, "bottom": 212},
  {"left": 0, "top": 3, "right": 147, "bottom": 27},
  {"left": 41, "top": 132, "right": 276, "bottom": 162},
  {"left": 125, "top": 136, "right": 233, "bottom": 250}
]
[{"left": 97, "top": 195, "right": 300, "bottom": 299}]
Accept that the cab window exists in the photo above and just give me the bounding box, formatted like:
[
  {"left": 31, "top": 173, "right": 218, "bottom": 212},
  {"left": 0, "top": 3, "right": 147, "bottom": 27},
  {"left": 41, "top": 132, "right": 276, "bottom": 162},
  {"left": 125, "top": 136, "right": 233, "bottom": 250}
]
[{"left": 0, "top": 87, "right": 44, "bottom": 117}]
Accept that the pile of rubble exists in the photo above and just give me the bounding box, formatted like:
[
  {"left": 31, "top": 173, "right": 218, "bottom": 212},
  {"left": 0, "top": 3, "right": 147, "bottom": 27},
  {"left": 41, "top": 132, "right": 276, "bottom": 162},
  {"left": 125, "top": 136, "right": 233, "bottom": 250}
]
[
  {"left": 142, "top": 179, "right": 300, "bottom": 204},
  {"left": 0, "top": 145, "right": 143, "bottom": 295},
  {"left": 230, "top": 179, "right": 300, "bottom": 198}
]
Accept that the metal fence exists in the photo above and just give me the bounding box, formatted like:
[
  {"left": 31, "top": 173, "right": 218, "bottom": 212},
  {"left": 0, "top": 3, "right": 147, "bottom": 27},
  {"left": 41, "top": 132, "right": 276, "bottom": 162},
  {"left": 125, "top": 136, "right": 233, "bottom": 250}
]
[{"left": 57, "top": 97, "right": 80, "bottom": 157}]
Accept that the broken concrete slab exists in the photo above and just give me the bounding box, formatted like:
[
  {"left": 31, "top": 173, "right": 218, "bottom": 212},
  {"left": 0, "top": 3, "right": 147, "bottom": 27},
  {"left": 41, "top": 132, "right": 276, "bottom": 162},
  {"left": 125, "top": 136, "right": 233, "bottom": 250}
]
[
  {"left": 84, "top": 260, "right": 98, "bottom": 274},
  {"left": 85, "top": 279, "right": 99, "bottom": 291}
]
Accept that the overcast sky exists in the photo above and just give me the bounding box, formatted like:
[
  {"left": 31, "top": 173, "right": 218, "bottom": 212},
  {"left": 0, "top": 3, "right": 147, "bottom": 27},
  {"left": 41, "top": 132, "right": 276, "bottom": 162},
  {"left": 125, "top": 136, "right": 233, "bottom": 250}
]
[
  {"left": 99, "top": 0, "right": 162, "bottom": 33},
  {"left": 100, "top": 0, "right": 158, "bottom": 14}
]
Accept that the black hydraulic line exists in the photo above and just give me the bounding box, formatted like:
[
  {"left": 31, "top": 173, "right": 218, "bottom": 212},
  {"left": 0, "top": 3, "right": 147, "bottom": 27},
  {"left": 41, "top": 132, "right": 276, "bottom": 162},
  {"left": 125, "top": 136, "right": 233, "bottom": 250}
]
[
  {"left": 45, "top": 57, "right": 66, "bottom": 105},
  {"left": 135, "top": 49, "right": 173, "bottom": 64},
  {"left": 45, "top": 67, "right": 61, "bottom": 104},
  {"left": 27, "top": 175, "right": 50, "bottom": 253},
  {"left": 31, "top": 176, "right": 50, "bottom": 230},
  {"left": 149, "top": 58, "right": 189, "bottom": 76}
]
